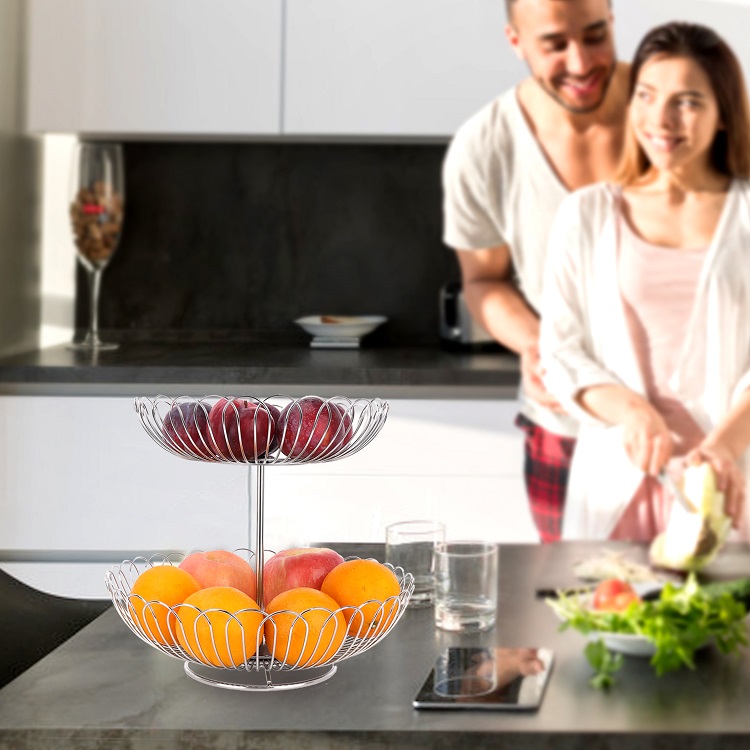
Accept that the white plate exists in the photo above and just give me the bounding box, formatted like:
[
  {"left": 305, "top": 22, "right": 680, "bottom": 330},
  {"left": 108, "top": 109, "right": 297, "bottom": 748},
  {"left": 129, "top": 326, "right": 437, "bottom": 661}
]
[{"left": 295, "top": 315, "right": 387, "bottom": 345}]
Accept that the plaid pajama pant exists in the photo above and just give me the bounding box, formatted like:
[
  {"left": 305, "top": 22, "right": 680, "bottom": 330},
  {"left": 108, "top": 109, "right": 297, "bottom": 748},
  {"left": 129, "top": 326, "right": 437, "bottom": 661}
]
[{"left": 515, "top": 414, "right": 576, "bottom": 543}]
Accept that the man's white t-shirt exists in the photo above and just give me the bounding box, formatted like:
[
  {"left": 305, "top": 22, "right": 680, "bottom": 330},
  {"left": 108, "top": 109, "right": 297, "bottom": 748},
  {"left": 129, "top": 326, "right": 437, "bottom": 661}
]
[{"left": 442, "top": 87, "right": 578, "bottom": 438}]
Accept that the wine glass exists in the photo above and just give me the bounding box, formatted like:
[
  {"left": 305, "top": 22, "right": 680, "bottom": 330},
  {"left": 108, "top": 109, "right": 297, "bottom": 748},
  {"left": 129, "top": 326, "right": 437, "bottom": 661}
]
[{"left": 68, "top": 142, "right": 125, "bottom": 351}]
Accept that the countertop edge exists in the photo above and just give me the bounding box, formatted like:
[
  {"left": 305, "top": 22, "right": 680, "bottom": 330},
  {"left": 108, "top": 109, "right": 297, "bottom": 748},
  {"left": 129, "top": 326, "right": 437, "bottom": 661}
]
[
  {"left": 0, "top": 382, "right": 519, "bottom": 399},
  {"left": 0, "top": 344, "right": 521, "bottom": 399},
  {"left": 0, "top": 728, "right": 743, "bottom": 750}
]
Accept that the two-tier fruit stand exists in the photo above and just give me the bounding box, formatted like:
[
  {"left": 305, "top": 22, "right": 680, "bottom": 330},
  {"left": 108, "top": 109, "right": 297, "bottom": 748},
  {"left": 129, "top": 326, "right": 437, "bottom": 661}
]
[{"left": 105, "top": 394, "right": 414, "bottom": 691}]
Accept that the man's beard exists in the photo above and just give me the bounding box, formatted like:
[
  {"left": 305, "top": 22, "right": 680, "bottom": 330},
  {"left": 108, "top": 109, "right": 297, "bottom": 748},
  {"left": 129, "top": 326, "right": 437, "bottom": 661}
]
[{"left": 534, "top": 62, "right": 617, "bottom": 115}]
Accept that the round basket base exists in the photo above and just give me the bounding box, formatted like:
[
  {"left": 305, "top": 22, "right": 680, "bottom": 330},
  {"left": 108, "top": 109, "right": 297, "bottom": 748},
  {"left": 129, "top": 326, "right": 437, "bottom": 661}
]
[{"left": 183, "top": 660, "right": 338, "bottom": 691}]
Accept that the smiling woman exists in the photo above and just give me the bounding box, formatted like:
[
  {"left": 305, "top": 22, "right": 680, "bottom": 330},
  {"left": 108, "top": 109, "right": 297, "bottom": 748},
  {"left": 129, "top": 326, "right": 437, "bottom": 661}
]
[
  {"left": 616, "top": 21, "right": 750, "bottom": 185},
  {"left": 540, "top": 21, "right": 750, "bottom": 543}
]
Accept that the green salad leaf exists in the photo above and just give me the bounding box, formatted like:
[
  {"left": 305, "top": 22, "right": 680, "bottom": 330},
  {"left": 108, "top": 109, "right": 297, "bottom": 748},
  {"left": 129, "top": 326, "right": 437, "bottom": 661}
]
[
  {"left": 585, "top": 640, "right": 623, "bottom": 689},
  {"left": 547, "top": 574, "right": 748, "bottom": 687}
]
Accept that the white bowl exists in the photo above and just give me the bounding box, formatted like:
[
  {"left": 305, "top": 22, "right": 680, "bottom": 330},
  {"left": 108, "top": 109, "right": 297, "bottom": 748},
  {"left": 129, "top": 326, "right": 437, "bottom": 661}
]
[
  {"left": 295, "top": 315, "right": 387, "bottom": 348},
  {"left": 585, "top": 630, "right": 659, "bottom": 657}
]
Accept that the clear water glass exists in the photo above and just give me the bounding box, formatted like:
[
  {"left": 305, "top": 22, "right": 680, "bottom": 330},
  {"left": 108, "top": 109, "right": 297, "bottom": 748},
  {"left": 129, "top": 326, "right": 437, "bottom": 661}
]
[
  {"left": 434, "top": 541, "right": 498, "bottom": 632},
  {"left": 385, "top": 520, "right": 445, "bottom": 607}
]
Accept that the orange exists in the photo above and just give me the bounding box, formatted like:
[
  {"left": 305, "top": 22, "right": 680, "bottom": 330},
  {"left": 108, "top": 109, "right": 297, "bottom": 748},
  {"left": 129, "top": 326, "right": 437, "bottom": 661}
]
[
  {"left": 321, "top": 559, "right": 401, "bottom": 638},
  {"left": 176, "top": 586, "right": 264, "bottom": 667},
  {"left": 264, "top": 587, "right": 346, "bottom": 667},
  {"left": 129, "top": 564, "right": 201, "bottom": 645}
]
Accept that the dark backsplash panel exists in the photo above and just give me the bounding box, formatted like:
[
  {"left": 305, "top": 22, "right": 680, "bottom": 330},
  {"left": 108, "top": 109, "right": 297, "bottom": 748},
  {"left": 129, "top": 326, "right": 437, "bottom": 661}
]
[{"left": 79, "top": 142, "right": 460, "bottom": 345}]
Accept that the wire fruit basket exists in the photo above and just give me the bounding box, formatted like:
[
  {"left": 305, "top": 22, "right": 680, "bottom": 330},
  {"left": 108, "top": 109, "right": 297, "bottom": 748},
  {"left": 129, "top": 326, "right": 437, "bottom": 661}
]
[
  {"left": 106, "top": 550, "right": 413, "bottom": 691},
  {"left": 135, "top": 394, "right": 387, "bottom": 464},
  {"left": 108, "top": 395, "right": 413, "bottom": 691}
]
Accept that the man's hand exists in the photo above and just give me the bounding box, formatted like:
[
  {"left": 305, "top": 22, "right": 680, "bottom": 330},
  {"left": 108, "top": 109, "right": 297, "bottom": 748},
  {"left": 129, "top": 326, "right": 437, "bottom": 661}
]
[
  {"left": 621, "top": 402, "right": 673, "bottom": 475},
  {"left": 520, "top": 344, "right": 566, "bottom": 413},
  {"left": 686, "top": 441, "right": 745, "bottom": 529}
]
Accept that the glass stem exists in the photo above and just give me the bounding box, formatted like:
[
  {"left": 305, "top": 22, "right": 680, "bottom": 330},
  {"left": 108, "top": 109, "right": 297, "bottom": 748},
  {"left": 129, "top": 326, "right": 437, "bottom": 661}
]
[{"left": 88, "top": 267, "right": 103, "bottom": 344}]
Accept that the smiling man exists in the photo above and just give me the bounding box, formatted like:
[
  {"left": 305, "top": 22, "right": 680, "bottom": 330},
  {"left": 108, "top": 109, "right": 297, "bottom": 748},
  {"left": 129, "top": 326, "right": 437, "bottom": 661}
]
[{"left": 442, "top": 0, "right": 630, "bottom": 542}]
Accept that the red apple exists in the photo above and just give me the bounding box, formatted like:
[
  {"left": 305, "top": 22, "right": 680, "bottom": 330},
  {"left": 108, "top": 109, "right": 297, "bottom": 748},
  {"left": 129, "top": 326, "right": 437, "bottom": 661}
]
[
  {"left": 208, "top": 398, "right": 277, "bottom": 460},
  {"left": 262, "top": 547, "right": 345, "bottom": 606},
  {"left": 162, "top": 401, "right": 213, "bottom": 458},
  {"left": 178, "top": 549, "right": 257, "bottom": 600},
  {"left": 264, "top": 403, "right": 282, "bottom": 453},
  {"left": 278, "top": 397, "right": 353, "bottom": 459}
]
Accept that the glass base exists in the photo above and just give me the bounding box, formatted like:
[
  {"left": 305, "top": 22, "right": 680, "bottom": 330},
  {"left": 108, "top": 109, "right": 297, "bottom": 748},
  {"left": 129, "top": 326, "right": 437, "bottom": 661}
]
[
  {"left": 434, "top": 598, "right": 496, "bottom": 632},
  {"left": 407, "top": 591, "right": 435, "bottom": 608},
  {"left": 67, "top": 337, "right": 119, "bottom": 351}
]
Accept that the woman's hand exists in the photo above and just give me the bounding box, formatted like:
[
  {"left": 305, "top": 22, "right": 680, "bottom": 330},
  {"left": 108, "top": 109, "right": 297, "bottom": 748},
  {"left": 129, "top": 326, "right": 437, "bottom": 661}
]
[
  {"left": 621, "top": 402, "right": 673, "bottom": 475},
  {"left": 686, "top": 441, "right": 745, "bottom": 529}
]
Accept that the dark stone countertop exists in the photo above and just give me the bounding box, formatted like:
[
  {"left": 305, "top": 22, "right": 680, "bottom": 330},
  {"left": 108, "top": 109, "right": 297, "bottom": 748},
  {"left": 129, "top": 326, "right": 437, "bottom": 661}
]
[
  {"left": 0, "top": 541, "right": 749, "bottom": 750},
  {"left": 0, "top": 342, "right": 520, "bottom": 398}
]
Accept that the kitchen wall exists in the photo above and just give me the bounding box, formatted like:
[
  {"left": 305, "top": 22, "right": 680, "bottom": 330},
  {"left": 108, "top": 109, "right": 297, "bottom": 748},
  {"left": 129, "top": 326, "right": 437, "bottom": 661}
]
[
  {"left": 39, "top": 135, "right": 77, "bottom": 349},
  {"left": 0, "top": 0, "right": 41, "bottom": 357},
  {"left": 75, "top": 142, "right": 459, "bottom": 345}
]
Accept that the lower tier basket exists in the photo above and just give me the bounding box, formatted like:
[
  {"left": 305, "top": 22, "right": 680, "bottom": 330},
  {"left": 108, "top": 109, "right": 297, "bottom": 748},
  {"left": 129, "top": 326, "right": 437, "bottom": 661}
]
[{"left": 106, "top": 552, "right": 415, "bottom": 691}]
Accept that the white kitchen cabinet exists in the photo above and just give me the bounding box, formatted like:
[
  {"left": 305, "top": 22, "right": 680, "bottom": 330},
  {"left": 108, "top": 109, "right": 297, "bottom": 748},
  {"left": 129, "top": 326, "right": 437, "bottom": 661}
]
[
  {"left": 284, "top": 0, "right": 523, "bottom": 138},
  {"left": 25, "top": 0, "right": 283, "bottom": 135},
  {"left": 613, "top": 0, "right": 750, "bottom": 80},
  {"left": 258, "top": 399, "right": 536, "bottom": 551},
  {"left": 24, "top": 0, "right": 750, "bottom": 140},
  {"left": 0, "top": 396, "right": 250, "bottom": 553},
  {"left": 0, "top": 395, "right": 534, "bottom": 597},
  {"left": 283, "top": 0, "right": 750, "bottom": 139}
]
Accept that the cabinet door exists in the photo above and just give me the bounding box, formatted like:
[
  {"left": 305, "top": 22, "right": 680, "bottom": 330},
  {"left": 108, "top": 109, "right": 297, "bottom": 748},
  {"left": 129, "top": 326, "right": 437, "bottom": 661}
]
[
  {"left": 284, "top": 0, "right": 524, "bottom": 138},
  {"left": 0, "top": 396, "right": 250, "bottom": 554},
  {"left": 260, "top": 400, "right": 537, "bottom": 550},
  {"left": 26, "top": 0, "right": 282, "bottom": 135},
  {"left": 612, "top": 0, "right": 750, "bottom": 78}
]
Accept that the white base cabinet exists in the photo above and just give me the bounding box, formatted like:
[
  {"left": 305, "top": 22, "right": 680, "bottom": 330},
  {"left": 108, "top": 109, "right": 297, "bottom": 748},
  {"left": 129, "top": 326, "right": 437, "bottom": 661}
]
[
  {"left": 261, "top": 399, "right": 536, "bottom": 550},
  {"left": 0, "top": 395, "right": 250, "bottom": 553},
  {"left": 0, "top": 395, "right": 535, "bottom": 598}
]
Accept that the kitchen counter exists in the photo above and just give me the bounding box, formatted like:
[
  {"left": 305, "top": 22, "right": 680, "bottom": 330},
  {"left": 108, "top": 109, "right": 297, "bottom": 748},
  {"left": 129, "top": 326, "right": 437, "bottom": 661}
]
[
  {"left": 0, "top": 342, "right": 520, "bottom": 398},
  {"left": 1, "top": 541, "right": 749, "bottom": 749}
]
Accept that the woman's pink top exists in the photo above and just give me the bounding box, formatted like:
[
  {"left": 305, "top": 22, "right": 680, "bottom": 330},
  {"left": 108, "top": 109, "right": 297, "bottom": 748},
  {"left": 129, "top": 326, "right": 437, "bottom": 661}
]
[{"left": 609, "top": 213, "right": 708, "bottom": 541}]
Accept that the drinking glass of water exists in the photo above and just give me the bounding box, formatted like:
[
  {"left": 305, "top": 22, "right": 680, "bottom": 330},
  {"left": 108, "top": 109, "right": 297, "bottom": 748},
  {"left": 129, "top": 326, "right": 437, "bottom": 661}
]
[
  {"left": 385, "top": 520, "right": 445, "bottom": 607},
  {"left": 434, "top": 541, "right": 498, "bottom": 632}
]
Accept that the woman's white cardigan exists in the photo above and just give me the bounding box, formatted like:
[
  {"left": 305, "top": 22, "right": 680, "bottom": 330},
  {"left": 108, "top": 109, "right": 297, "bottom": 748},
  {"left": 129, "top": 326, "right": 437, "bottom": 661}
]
[{"left": 540, "top": 179, "right": 750, "bottom": 541}]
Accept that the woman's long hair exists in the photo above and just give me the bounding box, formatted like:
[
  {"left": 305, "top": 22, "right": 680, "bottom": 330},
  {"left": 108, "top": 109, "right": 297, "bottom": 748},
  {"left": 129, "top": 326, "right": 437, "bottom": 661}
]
[{"left": 616, "top": 22, "right": 750, "bottom": 185}]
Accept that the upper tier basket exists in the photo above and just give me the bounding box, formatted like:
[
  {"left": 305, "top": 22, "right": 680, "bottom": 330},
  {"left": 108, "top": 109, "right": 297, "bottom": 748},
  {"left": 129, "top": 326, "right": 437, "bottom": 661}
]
[{"left": 135, "top": 394, "right": 389, "bottom": 465}]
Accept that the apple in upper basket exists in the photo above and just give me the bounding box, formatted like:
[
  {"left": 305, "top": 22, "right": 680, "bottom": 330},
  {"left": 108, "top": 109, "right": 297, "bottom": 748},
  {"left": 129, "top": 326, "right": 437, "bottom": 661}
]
[
  {"left": 264, "top": 403, "right": 282, "bottom": 452},
  {"left": 262, "top": 547, "right": 345, "bottom": 606},
  {"left": 162, "top": 401, "right": 213, "bottom": 458},
  {"left": 178, "top": 549, "right": 257, "bottom": 600},
  {"left": 277, "top": 397, "right": 353, "bottom": 459},
  {"left": 208, "top": 398, "right": 278, "bottom": 460}
]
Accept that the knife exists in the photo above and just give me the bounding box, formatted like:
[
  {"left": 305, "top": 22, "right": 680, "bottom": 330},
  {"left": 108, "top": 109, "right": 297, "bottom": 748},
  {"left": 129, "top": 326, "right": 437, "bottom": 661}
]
[{"left": 658, "top": 470, "right": 698, "bottom": 514}]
